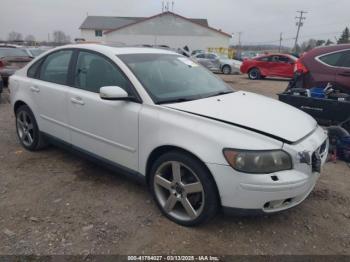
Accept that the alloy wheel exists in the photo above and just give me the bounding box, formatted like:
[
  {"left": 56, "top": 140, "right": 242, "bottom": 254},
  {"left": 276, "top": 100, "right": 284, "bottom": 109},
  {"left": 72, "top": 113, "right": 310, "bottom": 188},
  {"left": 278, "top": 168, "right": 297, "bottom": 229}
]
[
  {"left": 153, "top": 161, "right": 205, "bottom": 221},
  {"left": 249, "top": 69, "right": 260, "bottom": 79},
  {"left": 17, "top": 111, "right": 35, "bottom": 147},
  {"left": 223, "top": 66, "right": 231, "bottom": 75}
]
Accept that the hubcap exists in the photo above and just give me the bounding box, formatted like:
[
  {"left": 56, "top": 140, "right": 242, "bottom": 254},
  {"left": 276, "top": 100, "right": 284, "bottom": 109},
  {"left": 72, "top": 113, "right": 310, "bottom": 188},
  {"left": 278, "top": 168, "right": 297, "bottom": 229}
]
[
  {"left": 154, "top": 161, "right": 204, "bottom": 221},
  {"left": 17, "top": 111, "right": 34, "bottom": 147},
  {"left": 223, "top": 67, "right": 230, "bottom": 74},
  {"left": 250, "top": 70, "right": 258, "bottom": 79}
]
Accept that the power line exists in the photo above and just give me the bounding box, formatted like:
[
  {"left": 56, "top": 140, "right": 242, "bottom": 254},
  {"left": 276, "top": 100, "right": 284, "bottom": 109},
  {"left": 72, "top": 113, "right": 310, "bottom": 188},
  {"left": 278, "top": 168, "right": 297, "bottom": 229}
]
[{"left": 294, "top": 10, "right": 308, "bottom": 50}]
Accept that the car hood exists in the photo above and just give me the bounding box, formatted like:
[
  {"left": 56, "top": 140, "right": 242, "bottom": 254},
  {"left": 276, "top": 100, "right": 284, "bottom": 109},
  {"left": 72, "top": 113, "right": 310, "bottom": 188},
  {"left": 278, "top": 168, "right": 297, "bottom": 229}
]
[{"left": 164, "top": 91, "right": 317, "bottom": 144}]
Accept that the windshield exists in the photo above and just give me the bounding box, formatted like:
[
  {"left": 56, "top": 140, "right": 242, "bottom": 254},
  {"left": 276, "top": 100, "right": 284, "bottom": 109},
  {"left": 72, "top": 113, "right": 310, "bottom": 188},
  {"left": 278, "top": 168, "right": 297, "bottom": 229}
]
[
  {"left": 0, "top": 48, "right": 29, "bottom": 58},
  {"left": 118, "top": 53, "right": 233, "bottom": 104}
]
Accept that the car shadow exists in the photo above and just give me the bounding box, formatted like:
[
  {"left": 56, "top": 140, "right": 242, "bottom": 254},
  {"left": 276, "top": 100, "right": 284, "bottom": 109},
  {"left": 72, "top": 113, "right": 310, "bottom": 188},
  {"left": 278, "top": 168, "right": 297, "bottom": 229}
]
[{"left": 244, "top": 76, "right": 291, "bottom": 82}]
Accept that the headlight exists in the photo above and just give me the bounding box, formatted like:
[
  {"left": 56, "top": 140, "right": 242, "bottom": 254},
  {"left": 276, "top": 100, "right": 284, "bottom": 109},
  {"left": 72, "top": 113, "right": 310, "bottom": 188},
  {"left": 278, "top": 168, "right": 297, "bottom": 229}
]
[{"left": 223, "top": 149, "right": 292, "bottom": 174}]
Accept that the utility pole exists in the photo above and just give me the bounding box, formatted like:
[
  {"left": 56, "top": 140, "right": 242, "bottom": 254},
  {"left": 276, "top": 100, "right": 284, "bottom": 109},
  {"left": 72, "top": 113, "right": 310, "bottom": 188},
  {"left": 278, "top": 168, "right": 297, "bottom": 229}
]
[
  {"left": 294, "top": 10, "right": 307, "bottom": 52},
  {"left": 237, "top": 32, "right": 242, "bottom": 59},
  {"left": 279, "top": 32, "right": 283, "bottom": 53}
]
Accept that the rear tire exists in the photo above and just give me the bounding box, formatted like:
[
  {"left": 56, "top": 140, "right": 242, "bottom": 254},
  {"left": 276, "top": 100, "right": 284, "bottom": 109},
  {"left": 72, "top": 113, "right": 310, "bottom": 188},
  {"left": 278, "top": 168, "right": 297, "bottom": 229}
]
[
  {"left": 248, "top": 68, "right": 261, "bottom": 80},
  {"left": 15, "top": 105, "right": 48, "bottom": 151},
  {"left": 222, "top": 65, "right": 232, "bottom": 75},
  {"left": 150, "top": 151, "right": 219, "bottom": 227}
]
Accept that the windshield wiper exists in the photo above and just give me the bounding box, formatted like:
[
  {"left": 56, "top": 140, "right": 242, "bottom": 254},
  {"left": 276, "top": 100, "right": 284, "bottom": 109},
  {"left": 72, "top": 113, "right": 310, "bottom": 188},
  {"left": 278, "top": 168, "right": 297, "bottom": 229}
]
[
  {"left": 204, "top": 90, "right": 233, "bottom": 98},
  {"left": 157, "top": 97, "right": 197, "bottom": 104}
]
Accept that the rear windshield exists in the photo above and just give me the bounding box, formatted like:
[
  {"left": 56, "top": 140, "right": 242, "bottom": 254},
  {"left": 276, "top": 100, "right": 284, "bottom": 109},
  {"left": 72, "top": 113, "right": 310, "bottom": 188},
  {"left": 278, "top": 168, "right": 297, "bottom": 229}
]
[{"left": 0, "top": 48, "right": 29, "bottom": 58}]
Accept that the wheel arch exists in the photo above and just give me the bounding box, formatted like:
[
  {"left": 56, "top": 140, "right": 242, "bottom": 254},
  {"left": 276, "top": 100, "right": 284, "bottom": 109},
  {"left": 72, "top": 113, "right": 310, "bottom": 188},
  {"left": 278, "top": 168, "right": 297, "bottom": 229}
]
[
  {"left": 221, "top": 64, "right": 231, "bottom": 69},
  {"left": 14, "top": 100, "right": 28, "bottom": 114},
  {"left": 248, "top": 67, "right": 259, "bottom": 73},
  {"left": 145, "top": 145, "right": 221, "bottom": 205}
]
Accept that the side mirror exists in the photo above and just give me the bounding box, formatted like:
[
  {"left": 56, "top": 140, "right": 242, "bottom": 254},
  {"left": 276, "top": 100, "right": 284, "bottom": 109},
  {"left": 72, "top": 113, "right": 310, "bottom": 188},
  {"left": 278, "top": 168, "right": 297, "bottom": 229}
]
[{"left": 100, "top": 86, "right": 132, "bottom": 101}]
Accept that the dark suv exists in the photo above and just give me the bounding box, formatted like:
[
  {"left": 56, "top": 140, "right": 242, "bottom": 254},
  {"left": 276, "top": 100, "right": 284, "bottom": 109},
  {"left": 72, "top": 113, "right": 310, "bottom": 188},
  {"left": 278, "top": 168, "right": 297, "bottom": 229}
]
[{"left": 294, "top": 44, "right": 350, "bottom": 93}]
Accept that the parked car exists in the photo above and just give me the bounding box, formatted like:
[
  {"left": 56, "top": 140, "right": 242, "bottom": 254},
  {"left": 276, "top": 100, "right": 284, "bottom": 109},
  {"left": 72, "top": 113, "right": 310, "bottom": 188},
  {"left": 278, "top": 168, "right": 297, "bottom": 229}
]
[
  {"left": 240, "top": 54, "right": 297, "bottom": 80},
  {"left": 192, "top": 52, "right": 242, "bottom": 74},
  {"left": 293, "top": 44, "right": 350, "bottom": 94},
  {"left": 10, "top": 44, "right": 328, "bottom": 226},
  {"left": 0, "top": 46, "right": 33, "bottom": 85}
]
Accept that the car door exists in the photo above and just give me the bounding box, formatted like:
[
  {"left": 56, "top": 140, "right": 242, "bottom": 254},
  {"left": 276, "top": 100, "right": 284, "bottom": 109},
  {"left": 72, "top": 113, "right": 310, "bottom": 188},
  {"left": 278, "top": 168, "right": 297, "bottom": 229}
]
[
  {"left": 28, "top": 49, "right": 73, "bottom": 143},
  {"left": 193, "top": 53, "right": 209, "bottom": 68},
  {"left": 275, "top": 55, "right": 295, "bottom": 77},
  {"left": 265, "top": 55, "right": 283, "bottom": 76},
  {"left": 315, "top": 50, "right": 344, "bottom": 87},
  {"left": 206, "top": 53, "right": 221, "bottom": 71},
  {"left": 336, "top": 50, "right": 350, "bottom": 92},
  {"left": 68, "top": 50, "right": 142, "bottom": 170},
  {"left": 254, "top": 56, "right": 272, "bottom": 76}
]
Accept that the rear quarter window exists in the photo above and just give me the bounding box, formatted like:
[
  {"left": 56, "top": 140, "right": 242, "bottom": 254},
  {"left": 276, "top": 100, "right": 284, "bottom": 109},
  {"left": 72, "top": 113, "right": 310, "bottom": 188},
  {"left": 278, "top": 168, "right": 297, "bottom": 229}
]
[
  {"left": 318, "top": 52, "right": 344, "bottom": 67},
  {"left": 27, "top": 59, "right": 43, "bottom": 78}
]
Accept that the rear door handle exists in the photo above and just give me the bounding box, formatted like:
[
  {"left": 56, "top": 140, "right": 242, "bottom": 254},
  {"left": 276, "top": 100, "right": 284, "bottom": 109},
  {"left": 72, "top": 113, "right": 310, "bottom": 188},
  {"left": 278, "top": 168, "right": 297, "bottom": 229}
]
[
  {"left": 338, "top": 71, "right": 350, "bottom": 77},
  {"left": 30, "top": 86, "right": 40, "bottom": 93},
  {"left": 70, "top": 97, "right": 85, "bottom": 105}
]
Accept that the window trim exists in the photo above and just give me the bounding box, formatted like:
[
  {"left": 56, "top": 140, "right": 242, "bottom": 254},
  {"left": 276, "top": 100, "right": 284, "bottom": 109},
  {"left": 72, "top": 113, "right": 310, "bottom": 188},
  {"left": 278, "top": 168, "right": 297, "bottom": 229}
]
[
  {"left": 27, "top": 48, "right": 75, "bottom": 86},
  {"left": 315, "top": 48, "right": 350, "bottom": 69},
  {"left": 70, "top": 48, "right": 143, "bottom": 103}
]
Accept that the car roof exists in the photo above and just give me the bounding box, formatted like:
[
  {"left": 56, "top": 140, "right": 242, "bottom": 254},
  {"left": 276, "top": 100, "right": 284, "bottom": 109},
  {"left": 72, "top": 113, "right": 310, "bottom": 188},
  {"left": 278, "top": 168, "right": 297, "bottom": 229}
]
[
  {"left": 305, "top": 44, "right": 350, "bottom": 57},
  {"left": 56, "top": 43, "right": 178, "bottom": 55}
]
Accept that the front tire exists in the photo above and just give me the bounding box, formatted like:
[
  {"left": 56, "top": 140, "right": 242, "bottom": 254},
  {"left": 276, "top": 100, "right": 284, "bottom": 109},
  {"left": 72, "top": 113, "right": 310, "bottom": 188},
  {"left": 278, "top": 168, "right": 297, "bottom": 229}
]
[
  {"left": 150, "top": 151, "right": 219, "bottom": 226},
  {"left": 15, "top": 105, "right": 48, "bottom": 151},
  {"left": 248, "top": 68, "right": 261, "bottom": 80}
]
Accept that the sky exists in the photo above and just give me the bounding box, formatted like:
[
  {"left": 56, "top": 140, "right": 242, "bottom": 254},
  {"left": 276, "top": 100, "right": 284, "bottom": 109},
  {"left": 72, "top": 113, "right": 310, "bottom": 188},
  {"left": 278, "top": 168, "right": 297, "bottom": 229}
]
[{"left": 0, "top": 0, "right": 349, "bottom": 46}]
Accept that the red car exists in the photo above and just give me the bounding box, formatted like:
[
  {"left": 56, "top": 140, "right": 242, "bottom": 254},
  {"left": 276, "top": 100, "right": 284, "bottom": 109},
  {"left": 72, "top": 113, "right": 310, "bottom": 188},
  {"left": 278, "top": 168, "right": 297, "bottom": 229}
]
[
  {"left": 240, "top": 54, "right": 297, "bottom": 80},
  {"left": 294, "top": 44, "right": 350, "bottom": 93}
]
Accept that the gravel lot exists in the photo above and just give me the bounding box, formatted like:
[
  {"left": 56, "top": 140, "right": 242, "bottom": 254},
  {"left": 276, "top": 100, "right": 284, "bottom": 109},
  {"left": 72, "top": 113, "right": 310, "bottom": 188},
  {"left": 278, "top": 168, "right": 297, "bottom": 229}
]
[{"left": 0, "top": 75, "right": 349, "bottom": 255}]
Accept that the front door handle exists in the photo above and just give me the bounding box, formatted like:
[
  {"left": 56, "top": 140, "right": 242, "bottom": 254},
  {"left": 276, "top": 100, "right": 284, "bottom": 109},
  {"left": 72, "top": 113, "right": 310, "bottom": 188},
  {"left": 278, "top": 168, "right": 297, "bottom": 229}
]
[
  {"left": 30, "top": 86, "right": 40, "bottom": 93},
  {"left": 338, "top": 71, "right": 350, "bottom": 77},
  {"left": 70, "top": 97, "right": 85, "bottom": 105}
]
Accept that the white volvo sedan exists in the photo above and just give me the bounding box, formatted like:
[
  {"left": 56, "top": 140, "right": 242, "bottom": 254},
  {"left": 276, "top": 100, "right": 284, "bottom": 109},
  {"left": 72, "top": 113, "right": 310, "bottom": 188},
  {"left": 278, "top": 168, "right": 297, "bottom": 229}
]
[{"left": 9, "top": 44, "right": 328, "bottom": 226}]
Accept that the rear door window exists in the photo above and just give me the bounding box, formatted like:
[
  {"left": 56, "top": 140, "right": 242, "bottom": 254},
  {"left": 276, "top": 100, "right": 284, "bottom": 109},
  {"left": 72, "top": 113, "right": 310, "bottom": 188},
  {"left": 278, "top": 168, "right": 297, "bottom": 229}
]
[
  {"left": 257, "top": 56, "right": 270, "bottom": 62},
  {"left": 278, "top": 56, "right": 290, "bottom": 63},
  {"left": 339, "top": 51, "right": 350, "bottom": 68},
  {"left": 39, "top": 50, "right": 73, "bottom": 85}
]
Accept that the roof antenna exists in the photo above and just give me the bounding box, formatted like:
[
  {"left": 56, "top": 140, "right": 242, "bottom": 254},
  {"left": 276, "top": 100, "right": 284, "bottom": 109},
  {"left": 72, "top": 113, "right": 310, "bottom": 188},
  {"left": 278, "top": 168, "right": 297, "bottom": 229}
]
[
  {"left": 162, "top": 1, "right": 164, "bottom": 12},
  {"left": 172, "top": 1, "right": 174, "bottom": 12}
]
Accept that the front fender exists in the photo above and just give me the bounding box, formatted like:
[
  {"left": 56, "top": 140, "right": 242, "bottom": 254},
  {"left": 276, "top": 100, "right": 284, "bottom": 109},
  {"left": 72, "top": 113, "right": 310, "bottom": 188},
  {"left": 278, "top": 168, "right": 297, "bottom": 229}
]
[{"left": 138, "top": 105, "right": 283, "bottom": 175}]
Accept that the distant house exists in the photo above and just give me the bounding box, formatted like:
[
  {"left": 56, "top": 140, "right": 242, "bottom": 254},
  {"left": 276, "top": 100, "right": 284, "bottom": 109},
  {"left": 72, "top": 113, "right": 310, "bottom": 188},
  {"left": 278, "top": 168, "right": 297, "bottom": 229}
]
[{"left": 79, "top": 11, "right": 231, "bottom": 50}]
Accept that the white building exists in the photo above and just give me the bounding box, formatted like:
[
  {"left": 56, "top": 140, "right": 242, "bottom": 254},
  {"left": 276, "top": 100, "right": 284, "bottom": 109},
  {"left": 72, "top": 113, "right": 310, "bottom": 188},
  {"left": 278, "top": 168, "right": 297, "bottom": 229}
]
[{"left": 79, "top": 11, "right": 231, "bottom": 51}]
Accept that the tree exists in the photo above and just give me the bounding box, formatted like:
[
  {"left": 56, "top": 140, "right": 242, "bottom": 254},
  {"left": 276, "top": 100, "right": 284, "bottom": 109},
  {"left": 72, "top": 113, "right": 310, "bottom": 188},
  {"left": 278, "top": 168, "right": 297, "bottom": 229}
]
[
  {"left": 8, "top": 31, "right": 23, "bottom": 41},
  {"left": 338, "top": 27, "right": 350, "bottom": 44},
  {"left": 325, "top": 39, "right": 334, "bottom": 46},
  {"left": 52, "top": 30, "right": 71, "bottom": 44},
  {"left": 300, "top": 39, "right": 327, "bottom": 52},
  {"left": 316, "top": 40, "right": 325, "bottom": 46},
  {"left": 25, "top": 35, "right": 36, "bottom": 43}
]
